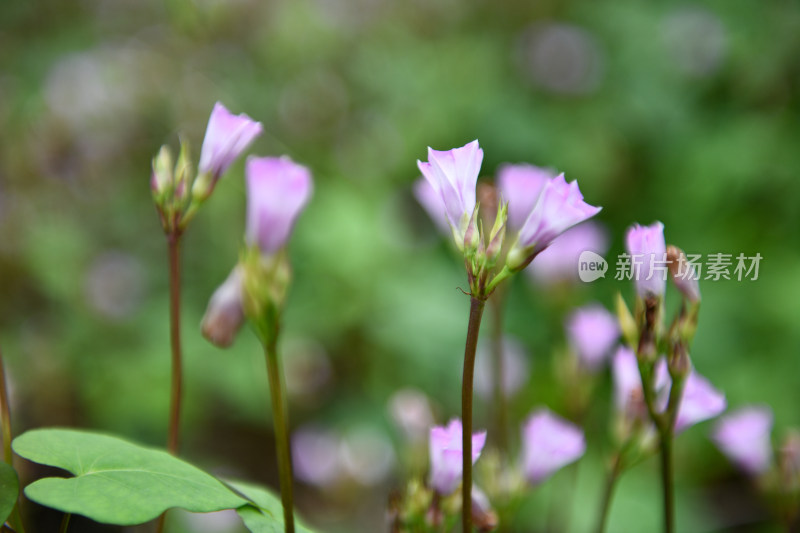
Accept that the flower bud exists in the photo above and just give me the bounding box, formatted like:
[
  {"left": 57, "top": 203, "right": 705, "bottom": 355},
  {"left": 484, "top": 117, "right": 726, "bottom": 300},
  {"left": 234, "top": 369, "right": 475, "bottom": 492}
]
[
  {"left": 201, "top": 266, "right": 245, "bottom": 348},
  {"left": 667, "top": 245, "right": 701, "bottom": 303},
  {"left": 484, "top": 201, "right": 507, "bottom": 268},
  {"left": 615, "top": 292, "right": 638, "bottom": 348},
  {"left": 462, "top": 204, "right": 481, "bottom": 258},
  {"left": 151, "top": 145, "right": 174, "bottom": 202},
  {"left": 173, "top": 138, "right": 193, "bottom": 205},
  {"left": 470, "top": 486, "right": 498, "bottom": 532}
]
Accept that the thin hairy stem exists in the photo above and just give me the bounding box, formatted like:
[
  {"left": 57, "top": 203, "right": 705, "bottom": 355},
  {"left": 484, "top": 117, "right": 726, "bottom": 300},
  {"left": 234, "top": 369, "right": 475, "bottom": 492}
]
[
  {"left": 167, "top": 234, "right": 183, "bottom": 455},
  {"left": 265, "top": 339, "right": 295, "bottom": 533}
]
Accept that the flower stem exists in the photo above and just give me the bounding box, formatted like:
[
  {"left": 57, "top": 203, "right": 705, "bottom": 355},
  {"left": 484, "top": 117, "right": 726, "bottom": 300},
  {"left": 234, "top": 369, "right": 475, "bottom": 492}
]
[
  {"left": 0, "top": 345, "right": 25, "bottom": 533},
  {"left": 659, "top": 432, "right": 674, "bottom": 533},
  {"left": 264, "top": 338, "right": 295, "bottom": 533},
  {"left": 462, "top": 296, "right": 486, "bottom": 533},
  {"left": 58, "top": 513, "right": 71, "bottom": 533},
  {"left": 167, "top": 233, "right": 183, "bottom": 455},
  {"left": 595, "top": 453, "right": 622, "bottom": 533}
]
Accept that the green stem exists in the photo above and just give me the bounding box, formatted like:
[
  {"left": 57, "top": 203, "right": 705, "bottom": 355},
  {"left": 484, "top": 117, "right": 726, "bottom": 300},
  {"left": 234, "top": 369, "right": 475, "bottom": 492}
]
[
  {"left": 462, "top": 297, "right": 486, "bottom": 533},
  {"left": 0, "top": 345, "right": 25, "bottom": 533},
  {"left": 166, "top": 234, "right": 183, "bottom": 455},
  {"left": 595, "top": 454, "right": 622, "bottom": 533},
  {"left": 264, "top": 338, "right": 295, "bottom": 533},
  {"left": 659, "top": 432, "right": 674, "bottom": 533},
  {"left": 58, "top": 513, "right": 70, "bottom": 533},
  {"left": 489, "top": 295, "right": 508, "bottom": 454},
  {"left": 0, "top": 351, "right": 13, "bottom": 466}
]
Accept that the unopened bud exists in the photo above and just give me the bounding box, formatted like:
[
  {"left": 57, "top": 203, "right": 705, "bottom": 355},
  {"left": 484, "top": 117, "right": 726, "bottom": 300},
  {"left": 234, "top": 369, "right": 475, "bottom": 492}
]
[
  {"left": 667, "top": 245, "right": 701, "bottom": 303},
  {"left": 151, "top": 145, "right": 174, "bottom": 201},
  {"left": 201, "top": 266, "right": 245, "bottom": 348},
  {"left": 191, "top": 170, "right": 215, "bottom": 204},
  {"left": 463, "top": 204, "right": 481, "bottom": 259},
  {"left": 485, "top": 201, "right": 507, "bottom": 267},
  {"left": 471, "top": 486, "right": 498, "bottom": 532},
  {"left": 615, "top": 292, "right": 638, "bottom": 348},
  {"left": 668, "top": 341, "right": 691, "bottom": 380},
  {"left": 173, "top": 138, "right": 193, "bottom": 204}
]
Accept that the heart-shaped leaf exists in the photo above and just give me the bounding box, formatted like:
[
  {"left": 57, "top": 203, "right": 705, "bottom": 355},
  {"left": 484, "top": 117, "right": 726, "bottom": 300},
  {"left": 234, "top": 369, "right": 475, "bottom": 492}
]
[
  {"left": 0, "top": 461, "right": 19, "bottom": 524},
  {"left": 226, "top": 479, "right": 318, "bottom": 533},
  {"left": 13, "top": 428, "right": 248, "bottom": 525}
]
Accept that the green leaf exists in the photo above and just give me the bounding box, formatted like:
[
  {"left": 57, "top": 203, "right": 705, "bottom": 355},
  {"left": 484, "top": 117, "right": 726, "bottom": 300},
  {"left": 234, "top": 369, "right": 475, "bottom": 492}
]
[
  {"left": 225, "top": 479, "right": 318, "bottom": 533},
  {"left": 0, "top": 462, "right": 19, "bottom": 524},
  {"left": 12, "top": 428, "right": 247, "bottom": 525}
]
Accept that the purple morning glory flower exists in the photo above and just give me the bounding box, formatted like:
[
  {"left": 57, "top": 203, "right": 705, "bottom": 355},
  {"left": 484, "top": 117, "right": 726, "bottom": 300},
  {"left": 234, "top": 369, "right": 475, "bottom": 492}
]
[
  {"left": 525, "top": 221, "right": 609, "bottom": 285},
  {"left": 521, "top": 408, "right": 586, "bottom": 484},
  {"left": 245, "top": 156, "right": 313, "bottom": 255},
  {"left": 625, "top": 222, "right": 667, "bottom": 298},
  {"left": 566, "top": 303, "right": 620, "bottom": 370},
  {"left": 429, "top": 419, "right": 487, "bottom": 495},
  {"left": 199, "top": 102, "right": 263, "bottom": 180},
  {"left": 417, "top": 140, "right": 483, "bottom": 248},
  {"left": 712, "top": 406, "right": 773, "bottom": 475},
  {"left": 505, "top": 173, "right": 601, "bottom": 270}
]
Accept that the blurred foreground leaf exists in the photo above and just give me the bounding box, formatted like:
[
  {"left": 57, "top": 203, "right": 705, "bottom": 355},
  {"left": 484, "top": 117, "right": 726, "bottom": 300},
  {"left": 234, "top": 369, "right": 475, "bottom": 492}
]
[
  {"left": 12, "top": 428, "right": 247, "bottom": 525},
  {"left": 227, "top": 479, "right": 318, "bottom": 533},
  {"left": 0, "top": 462, "right": 19, "bottom": 524}
]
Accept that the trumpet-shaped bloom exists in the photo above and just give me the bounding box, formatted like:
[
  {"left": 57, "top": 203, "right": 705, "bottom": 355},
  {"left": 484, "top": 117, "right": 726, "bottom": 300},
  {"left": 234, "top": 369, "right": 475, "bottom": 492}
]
[
  {"left": 522, "top": 408, "right": 586, "bottom": 484},
  {"left": 526, "top": 221, "right": 609, "bottom": 284},
  {"left": 199, "top": 102, "right": 263, "bottom": 180},
  {"left": 429, "top": 419, "right": 487, "bottom": 495},
  {"left": 712, "top": 406, "right": 773, "bottom": 475},
  {"left": 417, "top": 140, "right": 483, "bottom": 246},
  {"left": 245, "top": 156, "right": 313, "bottom": 255},
  {"left": 566, "top": 304, "right": 620, "bottom": 370},
  {"left": 413, "top": 178, "right": 450, "bottom": 235},
  {"left": 505, "top": 173, "right": 601, "bottom": 269},
  {"left": 625, "top": 222, "right": 667, "bottom": 298}
]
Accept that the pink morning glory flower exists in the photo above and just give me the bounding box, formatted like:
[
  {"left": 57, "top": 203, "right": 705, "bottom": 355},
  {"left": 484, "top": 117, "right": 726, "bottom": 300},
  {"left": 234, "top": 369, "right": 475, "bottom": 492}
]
[
  {"left": 413, "top": 178, "right": 451, "bottom": 235},
  {"left": 521, "top": 408, "right": 586, "bottom": 484},
  {"left": 245, "top": 156, "right": 313, "bottom": 256},
  {"left": 199, "top": 102, "right": 263, "bottom": 180},
  {"left": 417, "top": 140, "right": 483, "bottom": 248},
  {"left": 429, "top": 419, "right": 487, "bottom": 495},
  {"left": 503, "top": 173, "right": 601, "bottom": 270},
  {"left": 566, "top": 303, "right": 620, "bottom": 370},
  {"left": 525, "top": 221, "right": 609, "bottom": 285},
  {"left": 712, "top": 406, "right": 774, "bottom": 475},
  {"left": 625, "top": 222, "right": 667, "bottom": 298}
]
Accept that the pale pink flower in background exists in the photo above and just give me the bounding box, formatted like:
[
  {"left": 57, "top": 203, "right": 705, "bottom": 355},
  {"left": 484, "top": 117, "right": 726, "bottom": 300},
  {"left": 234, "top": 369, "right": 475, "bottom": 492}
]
[
  {"left": 521, "top": 408, "right": 586, "bottom": 484},
  {"left": 495, "top": 164, "right": 554, "bottom": 231},
  {"left": 672, "top": 371, "right": 727, "bottom": 432},
  {"left": 200, "top": 266, "right": 244, "bottom": 348},
  {"left": 566, "top": 304, "right": 620, "bottom": 370},
  {"left": 475, "top": 335, "right": 530, "bottom": 399},
  {"left": 525, "top": 221, "right": 609, "bottom": 285},
  {"left": 199, "top": 102, "right": 263, "bottom": 180},
  {"left": 429, "top": 419, "right": 487, "bottom": 495},
  {"left": 625, "top": 222, "right": 667, "bottom": 298},
  {"left": 417, "top": 140, "right": 483, "bottom": 247},
  {"left": 713, "top": 406, "right": 773, "bottom": 475},
  {"left": 245, "top": 156, "right": 313, "bottom": 255}
]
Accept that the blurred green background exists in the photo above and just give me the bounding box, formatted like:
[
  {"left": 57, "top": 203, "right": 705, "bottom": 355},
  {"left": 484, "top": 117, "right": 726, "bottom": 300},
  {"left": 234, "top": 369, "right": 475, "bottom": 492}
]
[{"left": 1, "top": 0, "right": 799, "bottom": 531}]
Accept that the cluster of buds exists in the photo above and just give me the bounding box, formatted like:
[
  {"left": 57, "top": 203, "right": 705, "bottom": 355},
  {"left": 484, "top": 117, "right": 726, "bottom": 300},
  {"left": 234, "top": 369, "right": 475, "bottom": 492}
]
[
  {"left": 415, "top": 141, "right": 601, "bottom": 300},
  {"left": 151, "top": 102, "right": 262, "bottom": 235},
  {"left": 614, "top": 222, "right": 725, "bottom": 448}
]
